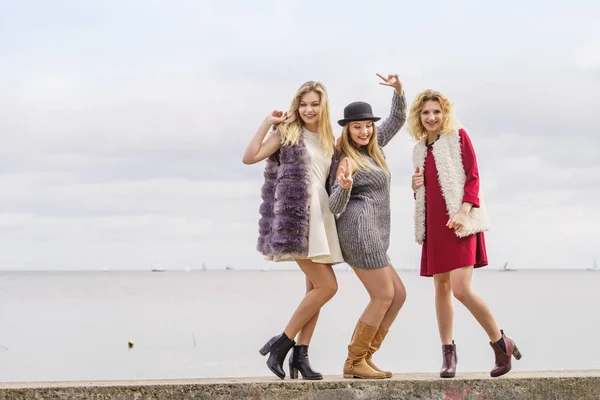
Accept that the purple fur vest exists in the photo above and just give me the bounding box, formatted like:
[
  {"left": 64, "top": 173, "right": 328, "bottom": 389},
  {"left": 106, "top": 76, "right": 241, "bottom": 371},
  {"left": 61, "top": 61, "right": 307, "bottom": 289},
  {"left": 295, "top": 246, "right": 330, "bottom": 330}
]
[{"left": 257, "top": 132, "right": 337, "bottom": 258}]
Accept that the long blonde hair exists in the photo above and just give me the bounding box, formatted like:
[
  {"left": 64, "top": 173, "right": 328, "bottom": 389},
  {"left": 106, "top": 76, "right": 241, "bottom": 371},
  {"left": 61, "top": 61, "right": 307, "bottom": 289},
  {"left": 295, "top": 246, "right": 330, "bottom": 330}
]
[
  {"left": 339, "top": 124, "right": 389, "bottom": 173},
  {"left": 278, "top": 81, "right": 334, "bottom": 157},
  {"left": 407, "top": 89, "right": 460, "bottom": 141}
]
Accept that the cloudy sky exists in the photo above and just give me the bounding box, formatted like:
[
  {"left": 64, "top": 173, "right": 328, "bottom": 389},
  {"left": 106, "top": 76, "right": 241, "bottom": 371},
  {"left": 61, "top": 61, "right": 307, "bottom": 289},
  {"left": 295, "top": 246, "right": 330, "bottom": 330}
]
[{"left": 0, "top": 0, "right": 598, "bottom": 271}]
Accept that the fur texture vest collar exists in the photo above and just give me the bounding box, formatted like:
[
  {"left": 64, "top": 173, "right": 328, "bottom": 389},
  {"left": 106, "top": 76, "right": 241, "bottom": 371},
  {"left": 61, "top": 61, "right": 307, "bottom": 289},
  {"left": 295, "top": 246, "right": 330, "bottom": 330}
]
[
  {"left": 412, "top": 129, "right": 490, "bottom": 244},
  {"left": 256, "top": 131, "right": 337, "bottom": 258}
]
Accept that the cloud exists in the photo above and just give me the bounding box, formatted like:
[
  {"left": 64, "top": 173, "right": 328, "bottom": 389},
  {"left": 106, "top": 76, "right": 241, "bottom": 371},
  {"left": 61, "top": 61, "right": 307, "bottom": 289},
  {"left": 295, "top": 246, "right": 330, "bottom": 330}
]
[{"left": 0, "top": 1, "right": 599, "bottom": 270}]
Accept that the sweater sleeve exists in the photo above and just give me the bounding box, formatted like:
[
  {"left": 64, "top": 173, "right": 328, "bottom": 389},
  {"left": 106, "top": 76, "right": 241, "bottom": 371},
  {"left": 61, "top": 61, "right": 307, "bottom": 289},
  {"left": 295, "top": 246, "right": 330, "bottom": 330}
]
[
  {"left": 325, "top": 150, "right": 340, "bottom": 196},
  {"left": 329, "top": 179, "right": 352, "bottom": 215},
  {"left": 377, "top": 91, "right": 407, "bottom": 148},
  {"left": 460, "top": 129, "right": 480, "bottom": 208}
]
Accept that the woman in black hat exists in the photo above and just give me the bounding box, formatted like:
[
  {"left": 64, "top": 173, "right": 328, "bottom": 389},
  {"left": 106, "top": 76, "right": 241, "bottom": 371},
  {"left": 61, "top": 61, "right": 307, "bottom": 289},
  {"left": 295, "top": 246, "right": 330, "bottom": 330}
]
[{"left": 329, "top": 74, "right": 407, "bottom": 379}]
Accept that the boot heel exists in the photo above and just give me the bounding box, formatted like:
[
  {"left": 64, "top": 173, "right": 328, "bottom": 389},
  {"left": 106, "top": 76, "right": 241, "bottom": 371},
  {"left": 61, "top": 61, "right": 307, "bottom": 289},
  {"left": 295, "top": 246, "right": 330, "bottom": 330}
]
[
  {"left": 512, "top": 345, "right": 522, "bottom": 360},
  {"left": 288, "top": 354, "right": 297, "bottom": 379},
  {"left": 259, "top": 342, "right": 271, "bottom": 356}
]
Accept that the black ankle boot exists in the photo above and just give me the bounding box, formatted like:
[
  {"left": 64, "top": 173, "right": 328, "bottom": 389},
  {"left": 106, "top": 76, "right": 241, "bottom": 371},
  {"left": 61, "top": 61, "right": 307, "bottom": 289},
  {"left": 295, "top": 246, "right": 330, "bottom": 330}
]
[
  {"left": 289, "top": 345, "right": 323, "bottom": 380},
  {"left": 259, "top": 333, "right": 295, "bottom": 379}
]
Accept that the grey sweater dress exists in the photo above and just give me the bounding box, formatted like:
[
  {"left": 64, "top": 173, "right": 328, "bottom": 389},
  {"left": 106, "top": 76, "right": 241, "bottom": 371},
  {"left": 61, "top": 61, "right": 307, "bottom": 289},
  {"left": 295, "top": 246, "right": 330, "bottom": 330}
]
[{"left": 328, "top": 92, "right": 407, "bottom": 269}]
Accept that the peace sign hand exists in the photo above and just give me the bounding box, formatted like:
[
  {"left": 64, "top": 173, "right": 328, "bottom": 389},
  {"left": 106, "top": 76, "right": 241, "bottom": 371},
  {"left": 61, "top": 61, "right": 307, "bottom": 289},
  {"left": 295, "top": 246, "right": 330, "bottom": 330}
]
[
  {"left": 376, "top": 73, "right": 403, "bottom": 95},
  {"left": 337, "top": 157, "right": 354, "bottom": 190}
]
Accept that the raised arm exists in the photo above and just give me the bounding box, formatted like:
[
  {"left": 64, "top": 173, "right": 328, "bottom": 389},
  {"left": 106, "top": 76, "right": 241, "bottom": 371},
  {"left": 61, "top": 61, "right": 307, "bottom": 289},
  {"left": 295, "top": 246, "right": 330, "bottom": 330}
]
[
  {"left": 374, "top": 73, "right": 406, "bottom": 147},
  {"left": 377, "top": 91, "right": 407, "bottom": 147},
  {"left": 242, "top": 111, "right": 287, "bottom": 164}
]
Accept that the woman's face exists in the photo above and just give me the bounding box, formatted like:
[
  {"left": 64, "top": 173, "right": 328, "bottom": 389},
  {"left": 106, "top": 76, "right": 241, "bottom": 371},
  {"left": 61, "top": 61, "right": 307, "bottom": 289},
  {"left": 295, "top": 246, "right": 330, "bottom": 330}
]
[
  {"left": 421, "top": 100, "right": 443, "bottom": 134},
  {"left": 298, "top": 91, "right": 320, "bottom": 127},
  {"left": 348, "top": 120, "right": 374, "bottom": 147}
]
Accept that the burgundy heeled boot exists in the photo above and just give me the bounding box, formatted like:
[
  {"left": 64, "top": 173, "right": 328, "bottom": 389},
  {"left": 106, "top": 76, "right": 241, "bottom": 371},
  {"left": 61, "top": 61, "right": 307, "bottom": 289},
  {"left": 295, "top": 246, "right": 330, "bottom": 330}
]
[
  {"left": 490, "top": 330, "right": 522, "bottom": 378},
  {"left": 440, "top": 340, "right": 457, "bottom": 378}
]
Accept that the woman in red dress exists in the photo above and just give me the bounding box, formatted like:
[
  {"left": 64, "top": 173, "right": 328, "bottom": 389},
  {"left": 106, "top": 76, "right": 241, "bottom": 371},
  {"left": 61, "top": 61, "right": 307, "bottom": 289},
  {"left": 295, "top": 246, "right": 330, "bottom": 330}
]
[{"left": 408, "top": 90, "right": 522, "bottom": 378}]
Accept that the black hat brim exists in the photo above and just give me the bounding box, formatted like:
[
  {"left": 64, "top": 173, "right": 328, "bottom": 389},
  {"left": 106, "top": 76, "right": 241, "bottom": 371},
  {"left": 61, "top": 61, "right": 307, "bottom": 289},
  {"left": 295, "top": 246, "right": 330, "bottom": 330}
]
[{"left": 337, "top": 116, "right": 381, "bottom": 127}]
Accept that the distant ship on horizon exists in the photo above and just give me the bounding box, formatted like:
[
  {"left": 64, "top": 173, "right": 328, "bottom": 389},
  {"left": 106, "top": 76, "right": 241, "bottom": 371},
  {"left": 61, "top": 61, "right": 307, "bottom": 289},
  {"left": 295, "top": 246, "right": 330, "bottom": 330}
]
[
  {"left": 587, "top": 259, "right": 599, "bottom": 272},
  {"left": 500, "top": 262, "right": 516, "bottom": 272},
  {"left": 151, "top": 263, "right": 165, "bottom": 272}
]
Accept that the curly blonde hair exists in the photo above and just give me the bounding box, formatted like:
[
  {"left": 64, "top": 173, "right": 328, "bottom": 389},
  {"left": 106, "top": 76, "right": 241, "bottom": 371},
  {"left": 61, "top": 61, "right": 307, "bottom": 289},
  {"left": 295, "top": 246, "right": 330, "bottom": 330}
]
[
  {"left": 338, "top": 124, "right": 389, "bottom": 173},
  {"left": 278, "top": 81, "right": 334, "bottom": 157},
  {"left": 407, "top": 89, "right": 460, "bottom": 141}
]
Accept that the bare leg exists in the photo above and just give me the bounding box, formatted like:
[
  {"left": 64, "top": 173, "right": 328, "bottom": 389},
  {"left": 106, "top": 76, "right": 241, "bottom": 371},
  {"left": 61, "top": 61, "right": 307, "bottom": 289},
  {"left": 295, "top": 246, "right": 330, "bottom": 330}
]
[
  {"left": 352, "top": 266, "right": 395, "bottom": 327},
  {"left": 296, "top": 276, "right": 319, "bottom": 345},
  {"left": 433, "top": 272, "right": 454, "bottom": 344},
  {"left": 379, "top": 267, "right": 407, "bottom": 329},
  {"left": 283, "top": 259, "right": 337, "bottom": 340},
  {"left": 450, "top": 266, "right": 502, "bottom": 342}
]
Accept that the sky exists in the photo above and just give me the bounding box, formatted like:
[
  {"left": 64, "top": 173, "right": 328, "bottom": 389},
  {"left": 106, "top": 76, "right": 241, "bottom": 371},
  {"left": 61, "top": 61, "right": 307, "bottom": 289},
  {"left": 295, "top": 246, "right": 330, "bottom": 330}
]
[{"left": 0, "top": 0, "right": 598, "bottom": 271}]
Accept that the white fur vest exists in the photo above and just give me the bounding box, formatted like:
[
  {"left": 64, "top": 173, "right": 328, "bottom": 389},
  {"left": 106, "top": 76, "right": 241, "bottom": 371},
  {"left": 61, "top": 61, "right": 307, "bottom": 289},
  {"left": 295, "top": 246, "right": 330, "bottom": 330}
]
[{"left": 412, "top": 129, "right": 490, "bottom": 244}]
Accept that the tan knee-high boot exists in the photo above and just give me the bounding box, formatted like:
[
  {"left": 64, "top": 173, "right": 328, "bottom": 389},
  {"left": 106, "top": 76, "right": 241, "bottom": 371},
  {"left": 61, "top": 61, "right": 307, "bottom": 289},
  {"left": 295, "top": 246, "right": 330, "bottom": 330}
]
[
  {"left": 366, "top": 327, "right": 392, "bottom": 378},
  {"left": 343, "top": 321, "right": 387, "bottom": 379}
]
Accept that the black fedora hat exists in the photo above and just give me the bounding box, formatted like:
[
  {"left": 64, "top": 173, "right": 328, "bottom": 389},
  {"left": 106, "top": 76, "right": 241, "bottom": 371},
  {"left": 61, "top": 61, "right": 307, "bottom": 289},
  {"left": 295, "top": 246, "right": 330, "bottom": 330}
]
[{"left": 337, "top": 101, "right": 381, "bottom": 126}]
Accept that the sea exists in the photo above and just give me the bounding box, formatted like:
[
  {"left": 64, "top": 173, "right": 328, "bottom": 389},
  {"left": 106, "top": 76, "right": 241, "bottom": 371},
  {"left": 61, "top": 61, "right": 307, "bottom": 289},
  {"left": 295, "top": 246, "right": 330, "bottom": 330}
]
[{"left": 0, "top": 269, "right": 598, "bottom": 382}]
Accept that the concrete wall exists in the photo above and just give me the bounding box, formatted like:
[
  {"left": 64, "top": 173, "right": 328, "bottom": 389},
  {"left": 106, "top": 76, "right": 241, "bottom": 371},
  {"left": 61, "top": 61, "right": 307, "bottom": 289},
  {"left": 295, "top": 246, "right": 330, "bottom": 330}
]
[{"left": 1, "top": 370, "right": 599, "bottom": 400}]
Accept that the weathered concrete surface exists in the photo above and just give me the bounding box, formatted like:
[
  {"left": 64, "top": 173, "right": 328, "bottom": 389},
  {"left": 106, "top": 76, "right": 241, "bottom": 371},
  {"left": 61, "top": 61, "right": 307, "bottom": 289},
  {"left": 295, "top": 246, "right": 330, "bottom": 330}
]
[{"left": 1, "top": 370, "right": 599, "bottom": 400}]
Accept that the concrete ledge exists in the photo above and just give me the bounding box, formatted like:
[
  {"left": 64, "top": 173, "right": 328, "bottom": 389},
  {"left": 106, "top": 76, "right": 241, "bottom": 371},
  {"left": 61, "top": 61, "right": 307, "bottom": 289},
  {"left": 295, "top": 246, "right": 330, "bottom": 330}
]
[{"left": 1, "top": 370, "right": 599, "bottom": 400}]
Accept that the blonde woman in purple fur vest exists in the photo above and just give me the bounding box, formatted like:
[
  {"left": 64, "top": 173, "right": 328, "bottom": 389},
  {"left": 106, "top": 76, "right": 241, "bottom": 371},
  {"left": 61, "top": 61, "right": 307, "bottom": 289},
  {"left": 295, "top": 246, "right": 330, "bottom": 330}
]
[{"left": 242, "top": 81, "right": 343, "bottom": 380}]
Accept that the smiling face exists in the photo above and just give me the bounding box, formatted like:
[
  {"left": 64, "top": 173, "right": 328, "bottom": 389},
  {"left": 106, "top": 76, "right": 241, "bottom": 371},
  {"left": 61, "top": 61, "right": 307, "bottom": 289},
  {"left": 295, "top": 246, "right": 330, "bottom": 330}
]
[
  {"left": 348, "top": 120, "right": 374, "bottom": 147},
  {"left": 298, "top": 91, "right": 320, "bottom": 129},
  {"left": 420, "top": 100, "right": 443, "bottom": 135}
]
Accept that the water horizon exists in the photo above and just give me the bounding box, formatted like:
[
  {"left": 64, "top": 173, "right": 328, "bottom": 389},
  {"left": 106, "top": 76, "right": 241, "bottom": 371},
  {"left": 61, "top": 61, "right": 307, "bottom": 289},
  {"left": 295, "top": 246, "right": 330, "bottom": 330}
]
[{"left": 1, "top": 269, "right": 598, "bottom": 382}]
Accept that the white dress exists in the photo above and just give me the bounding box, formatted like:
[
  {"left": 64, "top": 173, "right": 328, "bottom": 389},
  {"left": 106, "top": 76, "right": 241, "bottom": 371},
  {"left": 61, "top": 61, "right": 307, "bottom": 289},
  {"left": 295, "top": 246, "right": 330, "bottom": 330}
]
[{"left": 271, "top": 128, "right": 344, "bottom": 264}]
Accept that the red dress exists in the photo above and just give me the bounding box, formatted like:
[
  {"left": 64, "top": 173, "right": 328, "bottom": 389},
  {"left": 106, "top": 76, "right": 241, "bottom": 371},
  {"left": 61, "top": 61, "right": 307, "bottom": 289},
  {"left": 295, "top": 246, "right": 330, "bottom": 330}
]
[{"left": 420, "top": 129, "right": 488, "bottom": 277}]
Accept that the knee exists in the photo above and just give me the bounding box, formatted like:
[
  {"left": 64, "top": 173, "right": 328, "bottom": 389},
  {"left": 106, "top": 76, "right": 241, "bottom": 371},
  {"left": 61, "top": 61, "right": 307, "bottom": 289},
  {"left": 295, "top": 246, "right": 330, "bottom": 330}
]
[
  {"left": 394, "top": 287, "right": 407, "bottom": 307},
  {"left": 320, "top": 280, "right": 338, "bottom": 301},
  {"left": 452, "top": 285, "right": 470, "bottom": 303},
  {"left": 435, "top": 280, "right": 452, "bottom": 296},
  {"left": 373, "top": 288, "right": 395, "bottom": 309}
]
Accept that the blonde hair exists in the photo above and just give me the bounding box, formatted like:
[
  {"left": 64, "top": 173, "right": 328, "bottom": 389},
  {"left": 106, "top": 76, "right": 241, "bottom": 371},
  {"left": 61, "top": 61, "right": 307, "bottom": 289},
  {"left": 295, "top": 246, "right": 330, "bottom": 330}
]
[
  {"left": 407, "top": 89, "right": 460, "bottom": 141},
  {"left": 339, "top": 123, "right": 389, "bottom": 173},
  {"left": 278, "top": 81, "right": 334, "bottom": 157}
]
